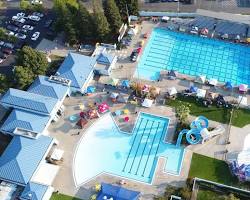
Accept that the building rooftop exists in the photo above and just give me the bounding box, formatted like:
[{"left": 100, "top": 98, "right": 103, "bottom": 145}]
[
  {"left": 0, "top": 88, "right": 58, "bottom": 115},
  {"left": 28, "top": 75, "right": 69, "bottom": 100},
  {"left": 20, "top": 182, "right": 49, "bottom": 200},
  {"left": 96, "top": 53, "right": 115, "bottom": 65},
  {"left": 0, "top": 109, "right": 50, "bottom": 135},
  {"left": 57, "top": 53, "right": 96, "bottom": 89},
  {"left": 0, "top": 135, "right": 53, "bottom": 185}
]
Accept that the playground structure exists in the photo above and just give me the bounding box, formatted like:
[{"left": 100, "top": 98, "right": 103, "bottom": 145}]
[{"left": 176, "top": 116, "right": 225, "bottom": 147}]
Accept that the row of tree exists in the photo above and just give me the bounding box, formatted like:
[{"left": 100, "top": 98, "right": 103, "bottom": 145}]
[
  {"left": 53, "top": 0, "right": 138, "bottom": 45},
  {"left": 0, "top": 28, "right": 17, "bottom": 43}
]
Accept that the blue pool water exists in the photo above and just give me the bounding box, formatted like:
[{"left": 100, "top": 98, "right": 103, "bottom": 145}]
[
  {"left": 135, "top": 28, "right": 250, "bottom": 85},
  {"left": 74, "top": 113, "right": 184, "bottom": 185}
]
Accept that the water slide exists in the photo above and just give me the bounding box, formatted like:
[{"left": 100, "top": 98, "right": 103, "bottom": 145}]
[{"left": 176, "top": 116, "right": 224, "bottom": 147}]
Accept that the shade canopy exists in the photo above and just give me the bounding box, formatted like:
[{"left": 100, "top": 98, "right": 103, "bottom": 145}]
[
  {"left": 196, "top": 89, "right": 206, "bottom": 98},
  {"left": 108, "top": 78, "right": 119, "bottom": 86},
  {"left": 121, "top": 80, "right": 130, "bottom": 88},
  {"left": 238, "top": 96, "right": 248, "bottom": 106},
  {"left": 168, "top": 70, "right": 177, "bottom": 79},
  {"left": 225, "top": 81, "right": 233, "bottom": 90},
  {"left": 142, "top": 98, "right": 153, "bottom": 108},
  {"left": 190, "top": 86, "right": 198, "bottom": 93},
  {"left": 239, "top": 84, "right": 248, "bottom": 92},
  {"left": 87, "top": 86, "right": 96, "bottom": 93},
  {"left": 209, "top": 78, "right": 218, "bottom": 86},
  {"left": 110, "top": 92, "right": 119, "bottom": 99},
  {"left": 167, "top": 87, "right": 177, "bottom": 96},
  {"left": 51, "top": 149, "right": 64, "bottom": 161},
  {"left": 195, "top": 75, "right": 206, "bottom": 84},
  {"left": 98, "top": 102, "right": 109, "bottom": 113}
]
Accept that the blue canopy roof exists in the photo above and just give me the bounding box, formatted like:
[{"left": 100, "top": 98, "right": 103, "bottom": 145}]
[
  {"left": 190, "top": 86, "right": 198, "bottom": 93},
  {"left": 0, "top": 135, "right": 53, "bottom": 185},
  {"left": 96, "top": 53, "right": 115, "bottom": 65},
  {"left": 87, "top": 86, "right": 96, "bottom": 93},
  {"left": 57, "top": 53, "right": 95, "bottom": 89},
  {"left": 28, "top": 75, "right": 69, "bottom": 100},
  {"left": 0, "top": 88, "right": 58, "bottom": 115},
  {"left": 20, "top": 182, "right": 49, "bottom": 200},
  {"left": 1, "top": 109, "right": 50, "bottom": 134},
  {"left": 97, "top": 183, "right": 140, "bottom": 200},
  {"left": 121, "top": 80, "right": 130, "bottom": 88},
  {"left": 225, "top": 81, "right": 233, "bottom": 90}
]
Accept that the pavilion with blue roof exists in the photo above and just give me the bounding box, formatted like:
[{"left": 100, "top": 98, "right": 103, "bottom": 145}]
[
  {"left": 0, "top": 109, "right": 50, "bottom": 136},
  {"left": 97, "top": 183, "right": 140, "bottom": 200},
  {"left": 20, "top": 182, "right": 52, "bottom": 200},
  {"left": 0, "top": 135, "right": 54, "bottom": 185},
  {"left": 94, "top": 52, "right": 117, "bottom": 76},
  {"left": 28, "top": 75, "right": 69, "bottom": 100},
  {"left": 0, "top": 88, "right": 58, "bottom": 115},
  {"left": 57, "top": 52, "right": 96, "bottom": 92}
]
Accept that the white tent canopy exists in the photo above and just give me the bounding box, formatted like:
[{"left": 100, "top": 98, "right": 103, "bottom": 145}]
[
  {"left": 142, "top": 98, "right": 153, "bottom": 108},
  {"left": 237, "top": 151, "right": 250, "bottom": 166},
  {"left": 51, "top": 149, "right": 64, "bottom": 161},
  {"left": 167, "top": 87, "right": 177, "bottom": 96},
  {"left": 209, "top": 78, "right": 218, "bottom": 86},
  {"left": 128, "top": 27, "right": 138, "bottom": 35},
  {"left": 195, "top": 75, "right": 206, "bottom": 84},
  {"left": 238, "top": 96, "right": 248, "bottom": 106},
  {"left": 196, "top": 89, "right": 206, "bottom": 98},
  {"left": 162, "top": 16, "right": 170, "bottom": 21},
  {"left": 31, "top": 163, "right": 60, "bottom": 185}
]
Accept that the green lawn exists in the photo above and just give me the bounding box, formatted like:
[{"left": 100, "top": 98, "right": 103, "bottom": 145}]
[
  {"left": 197, "top": 189, "right": 223, "bottom": 200},
  {"left": 50, "top": 193, "right": 83, "bottom": 200},
  {"left": 188, "top": 153, "right": 237, "bottom": 185},
  {"left": 167, "top": 95, "right": 250, "bottom": 127}
]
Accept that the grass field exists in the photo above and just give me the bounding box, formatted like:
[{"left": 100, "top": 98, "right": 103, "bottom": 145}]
[
  {"left": 167, "top": 95, "right": 250, "bottom": 127},
  {"left": 188, "top": 153, "right": 237, "bottom": 185},
  {"left": 50, "top": 193, "right": 83, "bottom": 200},
  {"left": 197, "top": 189, "right": 224, "bottom": 200}
]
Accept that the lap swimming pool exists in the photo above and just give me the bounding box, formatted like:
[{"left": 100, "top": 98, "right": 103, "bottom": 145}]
[
  {"left": 74, "top": 113, "right": 184, "bottom": 185},
  {"left": 135, "top": 28, "right": 250, "bottom": 85}
]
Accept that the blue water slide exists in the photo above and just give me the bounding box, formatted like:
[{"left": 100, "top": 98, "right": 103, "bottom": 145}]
[
  {"left": 176, "top": 129, "right": 189, "bottom": 147},
  {"left": 190, "top": 116, "right": 209, "bottom": 130},
  {"left": 186, "top": 129, "right": 201, "bottom": 145}
]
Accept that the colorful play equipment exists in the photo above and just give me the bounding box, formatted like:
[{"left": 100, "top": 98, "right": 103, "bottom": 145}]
[{"left": 176, "top": 116, "right": 225, "bottom": 146}]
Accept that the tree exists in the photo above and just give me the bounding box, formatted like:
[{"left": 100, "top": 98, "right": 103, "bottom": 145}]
[
  {"left": 0, "top": 27, "right": 7, "bottom": 40},
  {"left": 92, "top": 0, "right": 110, "bottom": 42},
  {"left": 128, "top": 0, "right": 138, "bottom": 16},
  {"left": 115, "top": 0, "right": 138, "bottom": 20},
  {"left": 20, "top": 0, "right": 31, "bottom": 10},
  {"left": 13, "top": 66, "right": 35, "bottom": 90},
  {"left": 0, "top": 74, "right": 9, "bottom": 93},
  {"left": 220, "top": 194, "right": 240, "bottom": 200},
  {"left": 16, "top": 46, "right": 48, "bottom": 75},
  {"left": 103, "top": 0, "right": 123, "bottom": 35},
  {"left": 76, "top": 4, "right": 94, "bottom": 42},
  {"left": 176, "top": 104, "right": 190, "bottom": 124}
]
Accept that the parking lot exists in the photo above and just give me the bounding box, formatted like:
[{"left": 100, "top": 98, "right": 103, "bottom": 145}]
[{"left": 0, "top": 8, "right": 55, "bottom": 75}]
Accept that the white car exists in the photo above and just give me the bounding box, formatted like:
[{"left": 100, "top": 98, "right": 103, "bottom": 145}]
[
  {"left": 15, "top": 33, "right": 27, "bottom": 40},
  {"left": 32, "top": 12, "right": 44, "bottom": 18},
  {"left": 28, "top": 15, "right": 40, "bottom": 21},
  {"left": 0, "top": 59, "right": 3, "bottom": 64},
  {"left": 6, "top": 30, "right": 15, "bottom": 36},
  {"left": 0, "top": 41, "right": 4, "bottom": 46},
  {"left": 31, "top": 0, "right": 43, "bottom": 5},
  {"left": 22, "top": 25, "right": 34, "bottom": 31},
  {"left": 16, "top": 12, "right": 25, "bottom": 17},
  {"left": 12, "top": 16, "right": 26, "bottom": 23},
  {"left": 31, "top": 32, "right": 40, "bottom": 41}
]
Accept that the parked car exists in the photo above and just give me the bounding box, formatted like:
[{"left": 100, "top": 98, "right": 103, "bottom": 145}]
[
  {"left": 25, "top": 20, "right": 38, "bottom": 26},
  {"left": 3, "top": 42, "right": 14, "bottom": 49},
  {"left": 15, "top": 33, "right": 27, "bottom": 40},
  {"left": 0, "top": 41, "right": 5, "bottom": 46},
  {"left": 44, "top": 19, "right": 53, "bottom": 28},
  {"left": 11, "top": 21, "right": 23, "bottom": 28},
  {"left": 6, "top": 25, "right": 18, "bottom": 32},
  {"left": 28, "top": 15, "right": 40, "bottom": 21},
  {"left": 16, "top": 12, "right": 25, "bottom": 18},
  {"left": 22, "top": 25, "right": 34, "bottom": 31},
  {"left": 6, "top": 30, "right": 15, "bottom": 36},
  {"left": 2, "top": 48, "right": 12, "bottom": 55},
  {"left": 130, "top": 51, "right": 138, "bottom": 62},
  {"left": 31, "top": 32, "right": 40, "bottom": 40},
  {"left": 32, "top": 12, "right": 44, "bottom": 18},
  {"left": 19, "top": 28, "right": 28, "bottom": 34},
  {"left": 12, "top": 16, "right": 26, "bottom": 24},
  {"left": 0, "top": 58, "right": 4, "bottom": 64},
  {"left": 31, "top": 0, "right": 43, "bottom": 5}
]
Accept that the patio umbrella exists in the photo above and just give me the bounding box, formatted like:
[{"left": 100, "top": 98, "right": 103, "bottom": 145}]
[
  {"left": 98, "top": 102, "right": 109, "bottom": 113},
  {"left": 142, "top": 98, "right": 153, "bottom": 108},
  {"left": 167, "top": 87, "right": 177, "bottom": 96},
  {"left": 201, "top": 28, "right": 209, "bottom": 35},
  {"left": 190, "top": 86, "right": 198, "bottom": 93},
  {"left": 76, "top": 118, "right": 88, "bottom": 128},
  {"left": 110, "top": 92, "right": 119, "bottom": 99},
  {"left": 209, "top": 78, "right": 218, "bottom": 86},
  {"left": 225, "top": 81, "right": 233, "bottom": 90},
  {"left": 168, "top": 70, "right": 177, "bottom": 79},
  {"left": 115, "top": 110, "right": 122, "bottom": 116},
  {"left": 79, "top": 111, "right": 86, "bottom": 118},
  {"left": 121, "top": 80, "right": 130, "bottom": 88},
  {"left": 124, "top": 116, "right": 130, "bottom": 122},
  {"left": 79, "top": 104, "right": 85, "bottom": 110},
  {"left": 247, "top": 38, "right": 250, "bottom": 43},
  {"left": 196, "top": 89, "right": 206, "bottom": 98},
  {"left": 235, "top": 35, "right": 241, "bottom": 40},
  {"left": 195, "top": 75, "right": 206, "bottom": 84},
  {"left": 87, "top": 86, "right": 96, "bottom": 94},
  {"left": 239, "top": 84, "right": 248, "bottom": 93},
  {"left": 222, "top": 33, "right": 229, "bottom": 39},
  {"left": 108, "top": 78, "right": 119, "bottom": 86},
  {"left": 123, "top": 109, "right": 129, "bottom": 114}
]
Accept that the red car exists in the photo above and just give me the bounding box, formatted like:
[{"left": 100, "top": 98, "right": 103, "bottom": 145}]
[
  {"left": 137, "top": 47, "right": 142, "bottom": 54},
  {"left": 143, "top": 33, "right": 148, "bottom": 39}
]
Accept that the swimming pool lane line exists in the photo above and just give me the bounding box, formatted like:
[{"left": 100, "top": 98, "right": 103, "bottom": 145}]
[
  {"left": 128, "top": 119, "right": 150, "bottom": 174},
  {"left": 122, "top": 117, "right": 144, "bottom": 172},
  {"left": 147, "top": 123, "right": 168, "bottom": 178},
  {"left": 135, "top": 121, "right": 158, "bottom": 176},
  {"left": 141, "top": 122, "right": 161, "bottom": 177}
]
